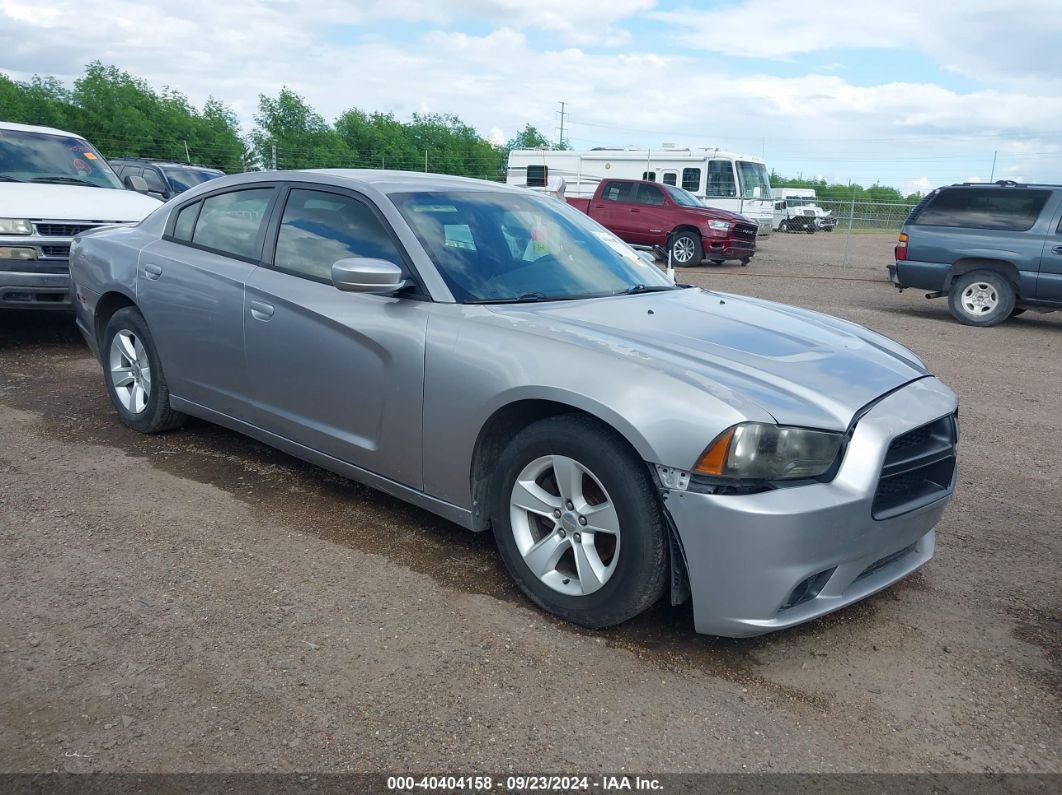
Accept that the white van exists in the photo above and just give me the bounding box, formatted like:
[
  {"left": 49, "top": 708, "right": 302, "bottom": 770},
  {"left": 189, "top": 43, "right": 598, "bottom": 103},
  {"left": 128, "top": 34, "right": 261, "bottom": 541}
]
[
  {"left": 508, "top": 145, "right": 775, "bottom": 236},
  {"left": 0, "top": 121, "right": 161, "bottom": 309}
]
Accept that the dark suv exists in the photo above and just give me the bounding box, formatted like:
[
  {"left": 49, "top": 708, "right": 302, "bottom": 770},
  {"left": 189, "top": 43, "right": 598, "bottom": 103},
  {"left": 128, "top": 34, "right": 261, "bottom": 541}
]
[
  {"left": 889, "top": 181, "right": 1062, "bottom": 326},
  {"left": 109, "top": 158, "right": 224, "bottom": 202}
]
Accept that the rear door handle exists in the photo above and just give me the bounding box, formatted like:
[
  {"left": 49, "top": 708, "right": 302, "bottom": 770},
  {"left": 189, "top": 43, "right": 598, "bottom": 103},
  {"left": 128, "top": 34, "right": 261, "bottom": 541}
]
[
  {"left": 1052, "top": 245, "right": 1062, "bottom": 255},
  {"left": 143, "top": 263, "right": 163, "bottom": 280},
  {"left": 249, "top": 300, "right": 275, "bottom": 321}
]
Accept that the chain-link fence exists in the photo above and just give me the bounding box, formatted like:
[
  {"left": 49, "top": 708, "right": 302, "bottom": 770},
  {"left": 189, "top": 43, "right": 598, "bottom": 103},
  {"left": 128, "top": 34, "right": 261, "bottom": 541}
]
[{"left": 813, "top": 200, "right": 916, "bottom": 231}]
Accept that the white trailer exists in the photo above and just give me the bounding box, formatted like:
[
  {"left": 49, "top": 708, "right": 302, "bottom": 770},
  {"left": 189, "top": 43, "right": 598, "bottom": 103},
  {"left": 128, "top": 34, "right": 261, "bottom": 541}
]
[{"left": 507, "top": 145, "right": 774, "bottom": 236}]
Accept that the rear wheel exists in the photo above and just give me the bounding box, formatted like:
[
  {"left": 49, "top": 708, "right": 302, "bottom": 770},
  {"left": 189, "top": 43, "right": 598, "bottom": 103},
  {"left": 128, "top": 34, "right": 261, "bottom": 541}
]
[
  {"left": 779, "top": 220, "right": 789, "bottom": 233},
  {"left": 102, "top": 307, "right": 186, "bottom": 433},
  {"left": 669, "top": 230, "right": 702, "bottom": 267},
  {"left": 491, "top": 415, "right": 668, "bottom": 629},
  {"left": 948, "top": 271, "right": 1015, "bottom": 327}
]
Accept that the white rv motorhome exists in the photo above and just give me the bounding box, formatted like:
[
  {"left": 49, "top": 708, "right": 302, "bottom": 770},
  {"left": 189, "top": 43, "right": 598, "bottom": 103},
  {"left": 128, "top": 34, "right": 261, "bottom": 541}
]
[{"left": 507, "top": 145, "right": 774, "bottom": 236}]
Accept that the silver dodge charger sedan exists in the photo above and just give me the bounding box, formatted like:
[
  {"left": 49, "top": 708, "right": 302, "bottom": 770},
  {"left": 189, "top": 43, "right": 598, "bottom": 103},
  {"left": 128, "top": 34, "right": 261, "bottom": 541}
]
[{"left": 69, "top": 170, "right": 959, "bottom": 637}]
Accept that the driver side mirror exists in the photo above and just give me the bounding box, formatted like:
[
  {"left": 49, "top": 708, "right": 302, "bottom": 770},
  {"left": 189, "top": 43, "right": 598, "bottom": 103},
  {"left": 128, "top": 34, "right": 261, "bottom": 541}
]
[
  {"left": 331, "top": 258, "right": 407, "bottom": 295},
  {"left": 124, "top": 174, "right": 150, "bottom": 194}
]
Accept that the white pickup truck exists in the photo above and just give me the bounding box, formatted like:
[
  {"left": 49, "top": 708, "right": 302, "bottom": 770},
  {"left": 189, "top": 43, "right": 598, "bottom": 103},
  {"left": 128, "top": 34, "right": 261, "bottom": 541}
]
[
  {"left": 771, "top": 188, "right": 837, "bottom": 233},
  {"left": 0, "top": 121, "right": 161, "bottom": 310}
]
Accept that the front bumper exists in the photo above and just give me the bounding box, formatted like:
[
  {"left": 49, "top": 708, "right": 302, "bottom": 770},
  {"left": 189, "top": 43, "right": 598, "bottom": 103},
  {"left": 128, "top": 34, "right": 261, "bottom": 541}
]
[
  {"left": 0, "top": 268, "right": 72, "bottom": 309},
  {"left": 663, "top": 377, "right": 958, "bottom": 637},
  {"left": 703, "top": 237, "right": 755, "bottom": 262}
]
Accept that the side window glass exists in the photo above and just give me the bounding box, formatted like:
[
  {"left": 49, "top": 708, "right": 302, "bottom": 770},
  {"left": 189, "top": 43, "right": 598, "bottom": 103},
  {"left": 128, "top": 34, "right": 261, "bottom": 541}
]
[
  {"left": 637, "top": 183, "right": 665, "bottom": 206},
  {"left": 274, "top": 188, "right": 404, "bottom": 282},
  {"left": 706, "top": 160, "right": 737, "bottom": 197},
  {"left": 662, "top": 172, "right": 677, "bottom": 186},
  {"left": 142, "top": 168, "right": 165, "bottom": 194},
  {"left": 916, "top": 188, "right": 1049, "bottom": 231},
  {"left": 602, "top": 181, "right": 635, "bottom": 203},
  {"left": 172, "top": 201, "right": 200, "bottom": 241},
  {"left": 641, "top": 171, "right": 656, "bottom": 181},
  {"left": 682, "top": 167, "right": 701, "bottom": 192},
  {"left": 191, "top": 188, "right": 273, "bottom": 260}
]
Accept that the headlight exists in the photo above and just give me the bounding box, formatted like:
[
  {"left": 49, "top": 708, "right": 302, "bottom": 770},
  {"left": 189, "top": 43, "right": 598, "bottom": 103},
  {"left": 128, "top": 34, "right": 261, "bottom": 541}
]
[
  {"left": 707, "top": 220, "right": 730, "bottom": 231},
  {"left": 0, "top": 218, "right": 33, "bottom": 235},
  {"left": 694, "top": 422, "right": 844, "bottom": 481},
  {"left": 0, "top": 246, "right": 38, "bottom": 260}
]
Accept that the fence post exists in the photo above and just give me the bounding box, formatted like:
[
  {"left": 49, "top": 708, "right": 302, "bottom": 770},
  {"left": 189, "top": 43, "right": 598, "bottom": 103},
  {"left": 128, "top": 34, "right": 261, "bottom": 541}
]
[{"left": 841, "top": 187, "right": 856, "bottom": 267}]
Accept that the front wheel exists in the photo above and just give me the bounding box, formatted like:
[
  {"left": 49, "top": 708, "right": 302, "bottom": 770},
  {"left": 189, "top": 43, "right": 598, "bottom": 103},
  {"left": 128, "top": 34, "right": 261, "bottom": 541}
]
[
  {"left": 102, "top": 307, "right": 186, "bottom": 433},
  {"left": 669, "top": 230, "right": 702, "bottom": 267},
  {"left": 491, "top": 415, "right": 668, "bottom": 629},
  {"left": 948, "top": 271, "right": 1016, "bottom": 327}
]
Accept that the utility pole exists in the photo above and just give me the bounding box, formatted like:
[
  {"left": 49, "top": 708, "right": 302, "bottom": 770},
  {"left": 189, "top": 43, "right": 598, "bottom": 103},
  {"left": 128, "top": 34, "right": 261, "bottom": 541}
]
[
  {"left": 990, "top": 150, "right": 997, "bottom": 182},
  {"left": 424, "top": 149, "right": 428, "bottom": 172},
  {"left": 183, "top": 140, "right": 191, "bottom": 163},
  {"left": 557, "top": 101, "right": 567, "bottom": 148},
  {"left": 270, "top": 144, "right": 277, "bottom": 171}
]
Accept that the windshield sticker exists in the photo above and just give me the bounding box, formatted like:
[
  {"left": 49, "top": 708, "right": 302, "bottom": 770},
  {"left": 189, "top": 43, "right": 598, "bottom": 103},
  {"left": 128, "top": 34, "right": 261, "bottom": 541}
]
[
  {"left": 410, "top": 204, "right": 458, "bottom": 213},
  {"left": 592, "top": 230, "right": 646, "bottom": 265},
  {"left": 443, "top": 224, "right": 476, "bottom": 250},
  {"left": 83, "top": 152, "right": 97, "bottom": 160},
  {"left": 72, "top": 158, "right": 91, "bottom": 174}
]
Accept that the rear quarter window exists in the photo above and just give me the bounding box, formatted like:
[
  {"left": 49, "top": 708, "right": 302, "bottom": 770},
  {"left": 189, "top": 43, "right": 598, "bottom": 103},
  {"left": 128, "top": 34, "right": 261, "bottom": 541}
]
[{"left": 912, "top": 188, "right": 1049, "bottom": 232}]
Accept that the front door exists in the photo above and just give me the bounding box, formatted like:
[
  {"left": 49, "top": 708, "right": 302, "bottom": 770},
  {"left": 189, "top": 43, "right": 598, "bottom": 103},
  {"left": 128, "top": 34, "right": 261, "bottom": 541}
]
[
  {"left": 243, "top": 185, "right": 429, "bottom": 488},
  {"left": 1036, "top": 203, "right": 1062, "bottom": 304}
]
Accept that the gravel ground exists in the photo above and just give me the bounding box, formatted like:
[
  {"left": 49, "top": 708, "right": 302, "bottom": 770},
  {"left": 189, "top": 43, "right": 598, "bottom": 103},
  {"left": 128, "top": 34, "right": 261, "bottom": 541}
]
[{"left": 0, "top": 232, "right": 1058, "bottom": 774}]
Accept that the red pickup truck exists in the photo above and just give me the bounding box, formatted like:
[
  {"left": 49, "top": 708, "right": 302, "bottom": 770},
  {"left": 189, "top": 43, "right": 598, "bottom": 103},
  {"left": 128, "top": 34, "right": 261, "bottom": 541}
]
[{"left": 567, "top": 179, "right": 757, "bottom": 266}]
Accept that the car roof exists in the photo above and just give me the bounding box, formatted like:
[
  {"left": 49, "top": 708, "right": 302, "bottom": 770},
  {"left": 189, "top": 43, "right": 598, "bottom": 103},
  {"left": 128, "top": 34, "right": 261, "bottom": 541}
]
[
  {"left": 0, "top": 120, "right": 85, "bottom": 138},
  {"left": 111, "top": 158, "right": 222, "bottom": 171},
  {"left": 945, "top": 181, "right": 1062, "bottom": 190},
  {"left": 190, "top": 169, "right": 524, "bottom": 196}
]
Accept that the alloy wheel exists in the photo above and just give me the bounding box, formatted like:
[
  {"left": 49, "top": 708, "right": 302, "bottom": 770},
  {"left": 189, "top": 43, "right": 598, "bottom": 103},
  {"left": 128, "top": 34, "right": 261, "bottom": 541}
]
[
  {"left": 109, "top": 329, "right": 151, "bottom": 414},
  {"left": 509, "top": 455, "right": 621, "bottom": 596},
  {"left": 960, "top": 282, "right": 999, "bottom": 316}
]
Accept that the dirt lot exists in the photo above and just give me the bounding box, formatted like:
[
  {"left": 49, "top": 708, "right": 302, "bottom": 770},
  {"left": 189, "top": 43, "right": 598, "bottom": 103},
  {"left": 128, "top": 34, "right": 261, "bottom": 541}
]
[{"left": 0, "top": 232, "right": 1059, "bottom": 774}]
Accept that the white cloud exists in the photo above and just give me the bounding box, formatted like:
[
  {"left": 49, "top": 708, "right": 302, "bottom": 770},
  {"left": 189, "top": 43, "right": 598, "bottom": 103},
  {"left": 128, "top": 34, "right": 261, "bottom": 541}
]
[
  {"left": 905, "top": 176, "right": 932, "bottom": 196},
  {"left": 652, "top": 0, "right": 1062, "bottom": 88}
]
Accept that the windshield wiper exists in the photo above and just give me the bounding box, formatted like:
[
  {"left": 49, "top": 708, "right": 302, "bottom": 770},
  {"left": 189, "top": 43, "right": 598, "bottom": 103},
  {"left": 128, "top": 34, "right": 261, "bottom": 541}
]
[
  {"left": 620, "top": 284, "right": 677, "bottom": 295},
  {"left": 29, "top": 176, "right": 101, "bottom": 187},
  {"left": 0, "top": 176, "right": 25, "bottom": 182},
  {"left": 467, "top": 291, "right": 555, "bottom": 304}
]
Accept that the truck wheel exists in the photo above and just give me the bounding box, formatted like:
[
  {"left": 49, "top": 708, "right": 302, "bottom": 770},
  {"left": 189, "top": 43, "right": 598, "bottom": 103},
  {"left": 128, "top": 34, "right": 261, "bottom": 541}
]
[
  {"left": 779, "top": 220, "right": 789, "bottom": 233},
  {"left": 669, "top": 231, "right": 702, "bottom": 266},
  {"left": 491, "top": 415, "right": 668, "bottom": 629},
  {"left": 948, "top": 271, "right": 1015, "bottom": 327},
  {"left": 805, "top": 224, "right": 816, "bottom": 234}
]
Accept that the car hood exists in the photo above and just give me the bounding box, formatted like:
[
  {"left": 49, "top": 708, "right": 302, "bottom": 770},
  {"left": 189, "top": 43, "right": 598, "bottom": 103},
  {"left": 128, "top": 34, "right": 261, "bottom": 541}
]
[
  {"left": 0, "top": 183, "right": 161, "bottom": 222},
  {"left": 487, "top": 288, "right": 928, "bottom": 430},
  {"left": 684, "top": 206, "right": 751, "bottom": 224}
]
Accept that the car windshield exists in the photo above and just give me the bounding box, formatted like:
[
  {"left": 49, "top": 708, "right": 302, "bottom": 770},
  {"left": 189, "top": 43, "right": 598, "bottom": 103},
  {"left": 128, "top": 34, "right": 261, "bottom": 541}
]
[
  {"left": 736, "top": 160, "right": 772, "bottom": 200},
  {"left": 162, "top": 166, "right": 223, "bottom": 193},
  {"left": 663, "top": 185, "right": 703, "bottom": 207},
  {"left": 393, "top": 190, "right": 676, "bottom": 303},
  {"left": 0, "top": 129, "right": 123, "bottom": 188}
]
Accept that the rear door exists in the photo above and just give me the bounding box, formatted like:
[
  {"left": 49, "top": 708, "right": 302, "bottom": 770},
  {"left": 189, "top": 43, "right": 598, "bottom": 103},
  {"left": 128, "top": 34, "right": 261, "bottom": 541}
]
[
  {"left": 242, "top": 184, "right": 429, "bottom": 488},
  {"left": 1035, "top": 195, "right": 1062, "bottom": 303},
  {"left": 594, "top": 180, "right": 638, "bottom": 241},
  {"left": 138, "top": 184, "right": 278, "bottom": 416}
]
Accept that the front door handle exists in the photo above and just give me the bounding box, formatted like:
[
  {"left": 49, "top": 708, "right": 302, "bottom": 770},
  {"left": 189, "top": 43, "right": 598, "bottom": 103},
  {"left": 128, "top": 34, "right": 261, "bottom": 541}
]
[
  {"left": 143, "top": 263, "right": 163, "bottom": 280},
  {"left": 630, "top": 208, "right": 641, "bottom": 213},
  {"left": 249, "top": 300, "right": 275, "bottom": 321},
  {"left": 1052, "top": 245, "right": 1062, "bottom": 255}
]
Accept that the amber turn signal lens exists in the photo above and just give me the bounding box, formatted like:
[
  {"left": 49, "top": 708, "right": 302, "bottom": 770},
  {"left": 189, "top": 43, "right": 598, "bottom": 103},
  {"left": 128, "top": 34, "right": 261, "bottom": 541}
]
[{"left": 694, "top": 427, "right": 735, "bottom": 476}]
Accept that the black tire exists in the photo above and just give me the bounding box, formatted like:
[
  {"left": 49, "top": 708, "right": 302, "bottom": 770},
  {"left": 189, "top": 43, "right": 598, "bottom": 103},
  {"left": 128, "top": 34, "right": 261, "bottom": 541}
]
[
  {"left": 490, "top": 415, "right": 668, "bottom": 629},
  {"left": 668, "top": 230, "right": 702, "bottom": 267},
  {"left": 947, "top": 271, "right": 1016, "bottom": 327},
  {"left": 805, "top": 224, "right": 816, "bottom": 234},
  {"left": 101, "top": 307, "right": 186, "bottom": 433},
  {"left": 740, "top": 258, "right": 750, "bottom": 267},
  {"left": 779, "top": 220, "right": 789, "bottom": 233}
]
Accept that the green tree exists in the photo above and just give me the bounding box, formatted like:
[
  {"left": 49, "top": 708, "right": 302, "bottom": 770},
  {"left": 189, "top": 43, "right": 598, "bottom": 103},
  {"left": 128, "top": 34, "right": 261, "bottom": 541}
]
[{"left": 252, "top": 88, "right": 352, "bottom": 170}]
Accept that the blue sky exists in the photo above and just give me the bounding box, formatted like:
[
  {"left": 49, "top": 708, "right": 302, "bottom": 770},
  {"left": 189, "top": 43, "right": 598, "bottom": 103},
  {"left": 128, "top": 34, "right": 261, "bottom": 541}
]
[{"left": 4, "top": 0, "right": 1061, "bottom": 194}]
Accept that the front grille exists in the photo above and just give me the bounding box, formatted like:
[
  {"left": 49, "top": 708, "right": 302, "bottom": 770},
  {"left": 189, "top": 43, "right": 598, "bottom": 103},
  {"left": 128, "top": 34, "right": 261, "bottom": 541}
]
[
  {"left": 872, "top": 414, "right": 957, "bottom": 520},
  {"left": 33, "top": 222, "right": 104, "bottom": 237},
  {"left": 734, "top": 222, "right": 758, "bottom": 240},
  {"left": 39, "top": 244, "right": 71, "bottom": 258}
]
